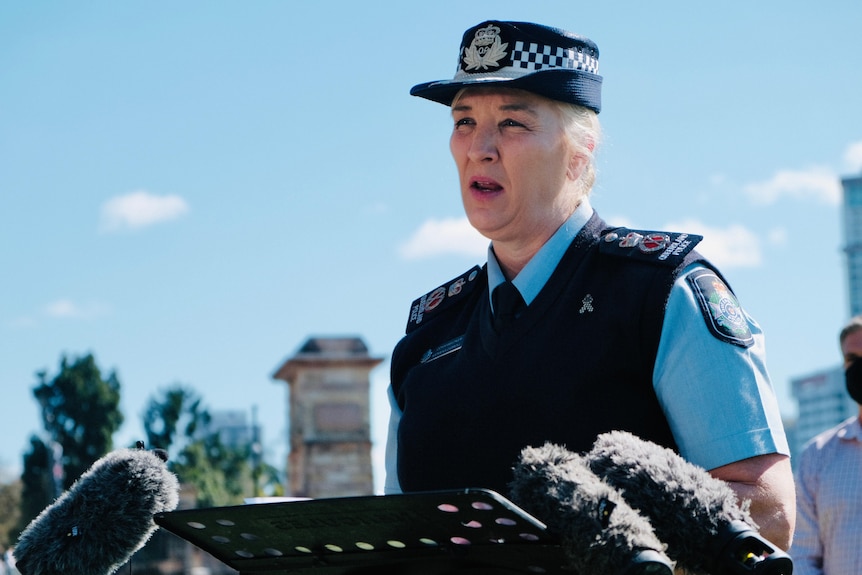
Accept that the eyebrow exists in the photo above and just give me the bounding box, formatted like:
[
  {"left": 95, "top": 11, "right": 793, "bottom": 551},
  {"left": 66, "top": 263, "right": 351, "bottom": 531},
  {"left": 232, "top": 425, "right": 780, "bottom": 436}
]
[{"left": 451, "top": 102, "right": 539, "bottom": 115}]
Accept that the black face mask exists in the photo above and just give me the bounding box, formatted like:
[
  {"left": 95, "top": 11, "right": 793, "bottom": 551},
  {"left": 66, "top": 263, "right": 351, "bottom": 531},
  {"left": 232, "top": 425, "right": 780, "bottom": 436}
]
[{"left": 845, "top": 357, "right": 862, "bottom": 404}]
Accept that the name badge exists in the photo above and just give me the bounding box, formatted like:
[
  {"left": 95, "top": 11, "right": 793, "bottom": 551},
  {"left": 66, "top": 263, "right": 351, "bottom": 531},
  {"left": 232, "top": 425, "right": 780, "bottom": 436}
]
[{"left": 420, "top": 335, "right": 465, "bottom": 364}]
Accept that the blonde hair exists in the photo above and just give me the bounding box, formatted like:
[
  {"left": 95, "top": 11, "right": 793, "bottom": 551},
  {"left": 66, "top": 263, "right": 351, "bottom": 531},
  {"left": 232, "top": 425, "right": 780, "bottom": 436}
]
[{"left": 552, "top": 100, "right": 601, "bottom": 197}]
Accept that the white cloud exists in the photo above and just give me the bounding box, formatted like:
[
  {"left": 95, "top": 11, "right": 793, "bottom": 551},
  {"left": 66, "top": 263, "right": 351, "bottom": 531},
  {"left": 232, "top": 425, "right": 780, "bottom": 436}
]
[
  {"left": 844, "top": 141, "right": 862, "bottom": 173},
  {"left": 44, "top": 299, "right": 81, "bottom": 318},
  {"left": 99, "top": 190, "right": 189, "bottom": 232},
  {"left": 399, "top": 215, "right": 767, "bottom": 269},
  {"left": 399, "top": 217, "right": 488, "bottom": 260},
  {"left": 6, "top": 300, "right": 109, "bottom": 328},
  {"left": 364, "top": 202, "right": 389, "bottom": 215},
  {"left": 603, "top": 214, "right": 634, "bottom": 229},
  {"left": 708, "top": 173, "right": 727, "bottom": 187},
  {"left": 664, "top": 218, "right": 762, "bottom": 269},
  {"left": 43, "top": 299, "right": 109, "bottom": 320},
  {"left": 743, "top": 167, "right": 841, "bottom": 206}
]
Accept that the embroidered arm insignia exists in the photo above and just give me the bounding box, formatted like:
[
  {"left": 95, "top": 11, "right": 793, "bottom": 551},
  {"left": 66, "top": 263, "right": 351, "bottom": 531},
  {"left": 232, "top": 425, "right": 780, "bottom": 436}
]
[{"left": 686, "top": 268, "right": 754, "bottom": 348}]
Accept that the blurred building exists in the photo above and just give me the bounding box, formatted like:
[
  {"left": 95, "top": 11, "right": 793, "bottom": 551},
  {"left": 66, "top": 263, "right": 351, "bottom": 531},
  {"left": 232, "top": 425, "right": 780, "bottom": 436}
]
[
  {"left": 206, "top": 409, "right": 259, "bottom": 450},
  {"left": 790, "top": 366, "right": 857, "bottom": 457},
  {"left": 789, "top": 172, "right": 862, "bottom": 457},
  {"left": 842, "top": 173, "right": 862, "bottom": 316},
  {"left": 272, "top": 336, "right": 383, "bottom": 498}
]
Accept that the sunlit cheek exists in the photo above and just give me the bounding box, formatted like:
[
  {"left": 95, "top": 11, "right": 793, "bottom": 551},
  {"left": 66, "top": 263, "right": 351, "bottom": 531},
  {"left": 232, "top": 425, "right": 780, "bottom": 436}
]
[{"left": 450, "top": 138, "right": 469, "bottom": 177}]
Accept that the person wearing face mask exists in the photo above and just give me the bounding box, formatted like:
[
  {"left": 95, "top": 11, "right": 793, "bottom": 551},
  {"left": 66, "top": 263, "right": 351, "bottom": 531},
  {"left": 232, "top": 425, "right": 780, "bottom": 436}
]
[{"left": 791, "top": 316, "right": 862, "bottom": 575}]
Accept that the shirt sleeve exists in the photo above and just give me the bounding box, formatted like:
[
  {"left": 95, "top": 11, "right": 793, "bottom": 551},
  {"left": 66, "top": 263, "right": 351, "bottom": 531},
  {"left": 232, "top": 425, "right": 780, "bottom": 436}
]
[
  {"left": 653, "top": 264, "right": 790, "bottom": 470},
  {"left": 383, "top": 384, "right": 403, "bottom": 494},
  {"left": 790, "top": 442, "right": 825, "bottom": 575}
]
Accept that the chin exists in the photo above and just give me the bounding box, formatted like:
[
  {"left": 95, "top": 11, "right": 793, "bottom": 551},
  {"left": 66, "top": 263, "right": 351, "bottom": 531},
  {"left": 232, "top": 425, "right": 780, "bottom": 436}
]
[{"left": 464, "top": 211, "right": 503, "bottom": 239}]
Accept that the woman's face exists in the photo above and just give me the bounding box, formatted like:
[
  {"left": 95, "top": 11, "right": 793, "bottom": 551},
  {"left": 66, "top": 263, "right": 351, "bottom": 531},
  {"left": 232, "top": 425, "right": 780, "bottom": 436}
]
[{"left": 450, "top": 88, "right": 584, "bottom": 246}]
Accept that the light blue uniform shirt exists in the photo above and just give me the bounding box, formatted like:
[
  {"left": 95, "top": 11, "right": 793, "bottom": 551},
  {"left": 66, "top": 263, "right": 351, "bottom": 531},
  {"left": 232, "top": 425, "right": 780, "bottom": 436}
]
[{"left": 384, "top": 199, "right": 789, "bottom": 494}]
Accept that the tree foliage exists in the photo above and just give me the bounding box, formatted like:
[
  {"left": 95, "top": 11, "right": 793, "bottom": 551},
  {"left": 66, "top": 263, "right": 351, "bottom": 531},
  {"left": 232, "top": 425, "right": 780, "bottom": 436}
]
[
  {"left": 142, "top": 384, "right": 208, "bottom": 454},
  {"left": 142, "top": 384, "right": 281, "bottom": 507},
  {"left": 15, "top": 436, "right": 54, "bottom": 539},
  {"left": 15, "top": 353, "right": 125, "bottom": 538},
  {"left": 32, "top": 353, "right": 124, "bottom": 487},
  {"left": 0, "top": 475, "right": 22, "bottom": 550},
  {"left": 171, "top": 434, "right": 255, "bottom": 508}
]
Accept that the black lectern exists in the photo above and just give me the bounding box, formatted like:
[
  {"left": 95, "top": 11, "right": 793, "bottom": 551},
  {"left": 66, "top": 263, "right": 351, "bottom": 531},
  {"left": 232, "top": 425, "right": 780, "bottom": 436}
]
[{"left": 154, "top": 488, "right": 566, "bottom": 574}]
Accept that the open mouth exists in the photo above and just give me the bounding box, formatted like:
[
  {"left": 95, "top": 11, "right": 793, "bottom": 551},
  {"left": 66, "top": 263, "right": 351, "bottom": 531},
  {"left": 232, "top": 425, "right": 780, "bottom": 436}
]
[{"left": 470, "top": 178, "right": 503, "bottom": 194}]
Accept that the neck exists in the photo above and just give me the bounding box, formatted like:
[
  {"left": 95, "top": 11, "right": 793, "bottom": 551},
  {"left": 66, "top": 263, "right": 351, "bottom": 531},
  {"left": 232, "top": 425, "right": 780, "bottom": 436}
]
[
  {"left": 493, "top": 240, "right": 543, "bottom": 280},
  {"left": 493, "top": 199, "right": 582, "bottom": 280}
]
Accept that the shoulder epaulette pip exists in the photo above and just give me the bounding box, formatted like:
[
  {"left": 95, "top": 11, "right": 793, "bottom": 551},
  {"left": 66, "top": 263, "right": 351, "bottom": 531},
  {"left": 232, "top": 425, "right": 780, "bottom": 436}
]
[
  {"left": 599, "top": 227, "right": 702, "bottom": 266},
  {"left": 405, "top": 265, "right": 483, "bottom": 334}
]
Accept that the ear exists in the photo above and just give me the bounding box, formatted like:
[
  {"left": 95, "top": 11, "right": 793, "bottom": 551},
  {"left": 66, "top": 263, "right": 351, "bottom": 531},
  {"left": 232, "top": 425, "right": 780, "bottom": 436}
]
[{"left": 567, "top": 152, "right": 589, "bottom": 182}]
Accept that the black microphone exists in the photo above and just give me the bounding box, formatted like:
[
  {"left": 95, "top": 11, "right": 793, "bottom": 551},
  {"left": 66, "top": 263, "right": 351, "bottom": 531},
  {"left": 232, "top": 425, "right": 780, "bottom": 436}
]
[
  {"left": 586, "top": 430, "right": 792, "bottom": 575},
  {"left": 509, "top": 442, "right": 674, "bottom": 575},
  {"left": 13, "top": 446, "right": 180, "bottom": 575}
]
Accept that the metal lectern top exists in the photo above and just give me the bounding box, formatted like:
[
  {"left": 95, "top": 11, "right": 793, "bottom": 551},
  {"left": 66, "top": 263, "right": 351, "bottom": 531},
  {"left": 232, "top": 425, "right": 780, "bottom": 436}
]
[{"left": 154, "top": 488, "right": 566, "bottom": 574}]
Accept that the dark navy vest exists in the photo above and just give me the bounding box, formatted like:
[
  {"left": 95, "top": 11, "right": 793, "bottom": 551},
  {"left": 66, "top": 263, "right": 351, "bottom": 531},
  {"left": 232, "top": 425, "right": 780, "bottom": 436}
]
[{"left": 391, "top": 213, "right": 709, "bottom": 494}]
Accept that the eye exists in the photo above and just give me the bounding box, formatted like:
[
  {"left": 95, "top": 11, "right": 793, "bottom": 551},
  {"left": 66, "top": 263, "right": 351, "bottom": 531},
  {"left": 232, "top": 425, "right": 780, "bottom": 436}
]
[
  {"left": 499, "top": 118, "right": 528, "bottom": 130},
  {"left": 454, "top": 117, "right": 475, "bottom": 128}
]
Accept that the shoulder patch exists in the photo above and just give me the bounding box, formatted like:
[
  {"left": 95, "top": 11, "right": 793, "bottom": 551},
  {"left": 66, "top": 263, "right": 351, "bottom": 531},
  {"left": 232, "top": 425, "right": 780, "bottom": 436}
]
[
  {"left": 599, "top": 227, "right": 702, "bottom": 266},
  {"left": 686, "top": 268, "right": 754, "bottom": 348},
  {"left": 405, "top": 265, "right": 483, "bottom": 334}
]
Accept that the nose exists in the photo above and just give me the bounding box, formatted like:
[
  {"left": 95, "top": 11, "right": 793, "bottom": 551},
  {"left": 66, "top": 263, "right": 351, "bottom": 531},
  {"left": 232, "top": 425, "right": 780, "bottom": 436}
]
[{"left": 467, "top": 126, "right": 499, "bottom": 163}]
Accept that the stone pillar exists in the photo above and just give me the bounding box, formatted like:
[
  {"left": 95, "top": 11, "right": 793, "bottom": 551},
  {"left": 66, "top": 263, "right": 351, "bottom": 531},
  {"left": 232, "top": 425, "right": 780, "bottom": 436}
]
[{"left": 272, "top": 337, "right": 383, "bottom": 498}]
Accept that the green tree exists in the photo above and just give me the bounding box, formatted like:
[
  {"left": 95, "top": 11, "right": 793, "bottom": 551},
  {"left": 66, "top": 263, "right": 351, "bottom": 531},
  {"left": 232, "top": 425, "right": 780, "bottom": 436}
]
[
  {"left": 0, "top": 474, "right": 22, "bottom": 550},
  {"left": 14, "top": 436, "right": 54, "bottom": 539},
  {"left": 142, "top": 385, "right": 282, "bottom": 506},
  {"left": 171, "top": 434, "right": 253, "bottom": 507},
  {"left": 141, "top": 384, "right": 208, "bottom": 454},
  {"left": 142, "top": 385, "right": 246, "bottom": 506},
  {"left": 16, "top": 353, "right": 124, "bottom": 535},
  {"left": 32, "top": 353, "right": 124, "bottom": 487}
]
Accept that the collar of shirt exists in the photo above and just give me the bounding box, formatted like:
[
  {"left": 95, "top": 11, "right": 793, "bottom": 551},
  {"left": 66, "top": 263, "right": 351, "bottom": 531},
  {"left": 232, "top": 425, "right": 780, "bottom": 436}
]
[
  {"left": 487, "top": 198, "right": 594, "bottom": 312},
  {"left": 837, "top": 415, "right": 862, "bottom": 442}
]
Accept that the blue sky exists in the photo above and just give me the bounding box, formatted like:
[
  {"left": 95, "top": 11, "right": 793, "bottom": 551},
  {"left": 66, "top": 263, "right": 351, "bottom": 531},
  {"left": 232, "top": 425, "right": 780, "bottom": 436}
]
[{"left": 2, "top": 1, "right": 861, "bottom": 494}]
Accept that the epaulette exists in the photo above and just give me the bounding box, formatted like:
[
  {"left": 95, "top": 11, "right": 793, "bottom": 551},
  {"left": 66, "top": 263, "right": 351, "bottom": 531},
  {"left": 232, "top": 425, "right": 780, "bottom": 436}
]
[
  {"left": 599, "top": 227, "right": 702, "bottom": 266},
  {"left": 405, "top": 265, "right": 483, "bottom": 334}
]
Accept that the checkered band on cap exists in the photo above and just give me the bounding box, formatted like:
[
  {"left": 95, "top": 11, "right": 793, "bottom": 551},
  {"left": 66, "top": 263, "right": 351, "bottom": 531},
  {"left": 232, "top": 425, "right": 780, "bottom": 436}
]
[{"left": 511, "top": 41, "right": 599, "bottom": 75}]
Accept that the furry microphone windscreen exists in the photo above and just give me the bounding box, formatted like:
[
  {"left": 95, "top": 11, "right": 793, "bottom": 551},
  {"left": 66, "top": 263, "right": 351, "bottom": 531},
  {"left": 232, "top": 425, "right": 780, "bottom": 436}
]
[
  {"left": 586, "top": 430, "right": 792, "bottom": 575},
  {"left": 13, "top": 447, "right": 180, "bottom": 575},
  {"left": 509, "top": 443, "right": 674, "bottom": 575}
]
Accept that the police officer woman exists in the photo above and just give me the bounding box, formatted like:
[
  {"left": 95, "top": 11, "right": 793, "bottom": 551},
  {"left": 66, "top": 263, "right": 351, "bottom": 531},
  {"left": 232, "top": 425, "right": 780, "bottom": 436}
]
[{"left": 384, "top": 20, "right": 795, "bottom": 550}]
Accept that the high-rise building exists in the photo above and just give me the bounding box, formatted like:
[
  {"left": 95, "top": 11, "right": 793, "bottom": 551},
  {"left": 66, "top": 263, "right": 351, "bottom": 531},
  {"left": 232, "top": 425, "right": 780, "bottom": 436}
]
[
  {"left": 206, "top": 409, "right": 261, "bottom": 452},
  {"left": 842, "top": 174, "right": 862, "bottom": 316},
  {"left": 790, "top": 366, "right": 857, "bottom": 456},
  {"left": 789, "top": 172, "right": 862, "bottom": 456}
]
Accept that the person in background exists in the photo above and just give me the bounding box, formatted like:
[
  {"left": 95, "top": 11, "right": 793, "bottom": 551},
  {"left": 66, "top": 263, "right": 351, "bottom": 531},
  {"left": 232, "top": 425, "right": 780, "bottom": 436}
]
[
  {"left": 384, "top": 20, "right": 795, "bottom": 549},
  {"left": 791, "top": 316, "right": 862, "bottom": 574}
]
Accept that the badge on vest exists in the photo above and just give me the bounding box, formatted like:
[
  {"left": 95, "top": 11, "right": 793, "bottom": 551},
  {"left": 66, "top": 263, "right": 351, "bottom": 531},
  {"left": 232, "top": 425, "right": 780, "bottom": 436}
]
[
  {"left": 686, "top": 268, "right": 754, "bottom": 348},
  {"left": 420, "top": 335, "right": 465, "bottom": 364},
  {"left": 406, "top": 266, "right": 482, "bottom": 333},
  {"left": 600, "top": 228, "right": 702, "bottom": 266}
]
